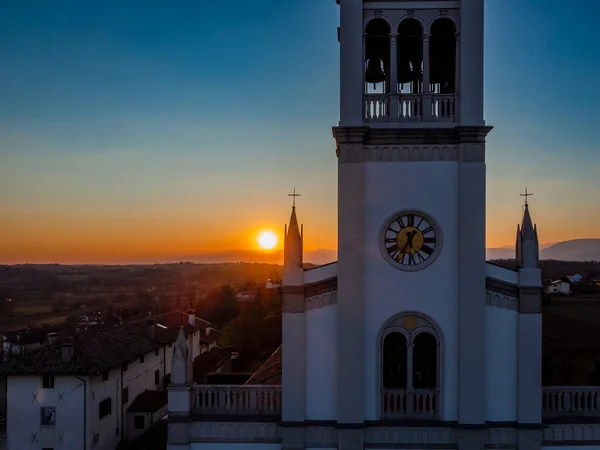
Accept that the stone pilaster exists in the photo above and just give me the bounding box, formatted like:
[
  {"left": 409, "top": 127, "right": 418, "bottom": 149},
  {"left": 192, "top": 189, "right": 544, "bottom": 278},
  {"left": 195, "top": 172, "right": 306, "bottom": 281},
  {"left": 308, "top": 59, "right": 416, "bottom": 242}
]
[
  {"left": 282, "top": 427, "right": 305, "bottom": 450},
  {"left": 338, "top": 428, "right": 364, "bottom": 450},
  {"left": 457, "top": 149, "right": 486, "bottom": 425},
  {"left": 518, "top": 428, "right": 543, "bottom": 450},
  {"left": 336, "top": 137, "right": 366, "bottom": 424},
  {"left": 282, "top": 282, "right": 306, "bottom": 422},
  {"left": 457, "top": 429, "right": 487, "bottom": 450},
  {"left": 517, "top": 285, "right": 542, "bottom": 424},
  {"left": 167, "top": 415, "right": 191, "bottom": 449}
]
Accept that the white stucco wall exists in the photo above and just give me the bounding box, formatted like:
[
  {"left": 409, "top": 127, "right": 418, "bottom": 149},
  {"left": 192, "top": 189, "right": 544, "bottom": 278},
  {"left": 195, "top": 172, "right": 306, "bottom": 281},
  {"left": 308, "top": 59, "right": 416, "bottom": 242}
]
[
  {"left": 485, "top": 304, "right": 518, "bottom": 421},
  {"left": 89, "top": 366, "right": 123, "bottom": 450},
  {"left": 7, "top": 375, "right": 88, "bottom": 450},
  {"left": 363, "top": 161, "right": 460, "bottom": 421},
  {"left": 305, "top": 302, "right": 337, "bottom": 420},
  {"left": 5, "top": 330, "right": 190, "bottom": 450}
]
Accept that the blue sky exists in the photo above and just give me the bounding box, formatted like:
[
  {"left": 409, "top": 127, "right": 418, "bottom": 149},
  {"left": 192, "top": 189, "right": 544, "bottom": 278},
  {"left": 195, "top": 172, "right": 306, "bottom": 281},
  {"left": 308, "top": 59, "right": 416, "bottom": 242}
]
[{"left": 1, "top": 0, "right": 599, "bottom": 263}]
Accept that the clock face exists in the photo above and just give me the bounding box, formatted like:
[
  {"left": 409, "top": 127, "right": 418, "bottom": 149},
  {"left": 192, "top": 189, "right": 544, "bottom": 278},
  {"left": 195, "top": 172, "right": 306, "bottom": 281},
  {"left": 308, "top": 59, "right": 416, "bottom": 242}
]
[{"left": 380, "top": 211, "right": 441, "bottom": 271}]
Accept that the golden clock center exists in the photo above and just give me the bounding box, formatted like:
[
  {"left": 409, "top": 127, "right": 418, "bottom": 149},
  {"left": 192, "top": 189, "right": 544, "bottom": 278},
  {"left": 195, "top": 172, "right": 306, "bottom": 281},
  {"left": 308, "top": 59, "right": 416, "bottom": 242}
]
[{"left": 395, "top": 227, "right": 425, "bottom": 254}]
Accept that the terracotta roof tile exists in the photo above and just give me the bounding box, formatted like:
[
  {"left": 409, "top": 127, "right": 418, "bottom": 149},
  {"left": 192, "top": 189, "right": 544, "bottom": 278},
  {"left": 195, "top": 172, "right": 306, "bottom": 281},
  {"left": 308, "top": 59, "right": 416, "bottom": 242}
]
[
  {"left": 245, "top": 346, "right": 281, "bottom": 385},
  {"left": 0, "top": 310, "right": 210, "bottom": 375}
]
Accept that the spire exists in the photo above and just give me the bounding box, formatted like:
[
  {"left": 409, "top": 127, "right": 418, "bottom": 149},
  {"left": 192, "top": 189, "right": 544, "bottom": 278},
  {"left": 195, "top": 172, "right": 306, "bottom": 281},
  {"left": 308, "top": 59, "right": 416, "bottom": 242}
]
[
  {"left": 516, "top": 189, "right": 539, "bottom": 269},
  {"left": 284, "top": 190, "right": 303, "bottom": 269},
  {"left": 171, "top": 325, "right": 189, "bottom": 385}
]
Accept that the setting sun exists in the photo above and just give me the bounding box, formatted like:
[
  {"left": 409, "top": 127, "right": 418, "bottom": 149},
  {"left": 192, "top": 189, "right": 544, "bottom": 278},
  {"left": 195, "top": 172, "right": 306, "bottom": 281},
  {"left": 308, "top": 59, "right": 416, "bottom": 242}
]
[{"left": 257, "top": 230, "right": 278, "bottom": 250}]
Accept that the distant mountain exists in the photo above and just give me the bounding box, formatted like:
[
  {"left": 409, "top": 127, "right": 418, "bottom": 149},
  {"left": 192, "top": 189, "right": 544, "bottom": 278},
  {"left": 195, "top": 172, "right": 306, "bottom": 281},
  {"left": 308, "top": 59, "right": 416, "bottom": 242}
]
[
  {"left": 541, "top": 239, "right": 600, "bottom": 262},
  {"left": 486, "top": 247, "right": 515, "bottom": 260},
  {"left": 486, "top": 239, "right": 600, "bottom": 262}
]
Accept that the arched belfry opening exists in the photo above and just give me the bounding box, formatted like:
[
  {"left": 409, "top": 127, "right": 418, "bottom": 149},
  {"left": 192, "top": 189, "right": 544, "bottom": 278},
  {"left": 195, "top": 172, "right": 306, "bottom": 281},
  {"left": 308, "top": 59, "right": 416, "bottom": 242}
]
[
  {"left": 397, "top": 18, "right": 423, "bottom": 94},
  {"left": 429, "top": 18, "right": 457, "bottom": 95},
  {"left": 364, "top": 19, "right": 391, "bottom": 93},
  {"left": 380, "top": 313, "right": 440, "bottom": 419}
]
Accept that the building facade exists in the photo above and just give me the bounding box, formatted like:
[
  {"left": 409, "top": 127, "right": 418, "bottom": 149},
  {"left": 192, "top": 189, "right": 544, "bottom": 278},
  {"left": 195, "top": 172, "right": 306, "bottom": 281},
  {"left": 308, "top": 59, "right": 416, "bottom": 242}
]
[
  {"left": 0, "top": 310, "right": 228, "bottom": 450},
  {"left": 166, "top": 0, "right": 600, "bottom": 449}
]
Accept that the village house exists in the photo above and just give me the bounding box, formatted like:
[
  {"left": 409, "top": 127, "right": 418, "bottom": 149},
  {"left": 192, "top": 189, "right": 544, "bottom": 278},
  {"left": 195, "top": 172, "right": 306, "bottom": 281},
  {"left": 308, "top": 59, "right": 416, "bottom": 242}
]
[
  {"left": 545, "top": 277, "right": 572, "bottom": 295},
  {"left": 0, "top": 310, "right": 231, "bottom": 450}
]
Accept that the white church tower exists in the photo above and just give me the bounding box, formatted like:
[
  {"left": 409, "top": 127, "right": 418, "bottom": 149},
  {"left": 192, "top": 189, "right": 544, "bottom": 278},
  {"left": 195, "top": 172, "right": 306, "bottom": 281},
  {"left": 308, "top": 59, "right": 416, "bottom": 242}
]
[{"left": 334, "top": 0, "right": 490, "bottom": 431}]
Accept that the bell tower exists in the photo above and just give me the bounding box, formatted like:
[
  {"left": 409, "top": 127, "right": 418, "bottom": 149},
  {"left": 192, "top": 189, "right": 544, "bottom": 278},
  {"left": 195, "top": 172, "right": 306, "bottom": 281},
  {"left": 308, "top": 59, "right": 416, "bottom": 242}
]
[{"left": 333, "top": 0, "right": 492, "bottom": 432}]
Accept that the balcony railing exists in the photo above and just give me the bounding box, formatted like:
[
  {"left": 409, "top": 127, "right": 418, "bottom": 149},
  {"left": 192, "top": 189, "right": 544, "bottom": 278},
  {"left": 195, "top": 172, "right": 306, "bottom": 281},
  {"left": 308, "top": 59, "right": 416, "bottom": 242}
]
[
  {"left": 382, "top": 388, "right": 438, "bottom": 419},
  {"left": 364, "top": 93, "right": 458, "bottom": 124},
  {"left": 543, "top": 387, "right": 600, "bottom": 418},
  {"left": 193, "top": 385, "right": 281, "bottom": 416}
]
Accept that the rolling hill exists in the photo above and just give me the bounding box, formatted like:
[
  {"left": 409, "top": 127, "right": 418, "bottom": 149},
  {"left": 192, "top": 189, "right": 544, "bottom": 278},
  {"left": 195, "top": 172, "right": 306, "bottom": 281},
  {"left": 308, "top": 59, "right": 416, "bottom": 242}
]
[{"left": 486, "top": 239, "right": 600, "bottom": 261}]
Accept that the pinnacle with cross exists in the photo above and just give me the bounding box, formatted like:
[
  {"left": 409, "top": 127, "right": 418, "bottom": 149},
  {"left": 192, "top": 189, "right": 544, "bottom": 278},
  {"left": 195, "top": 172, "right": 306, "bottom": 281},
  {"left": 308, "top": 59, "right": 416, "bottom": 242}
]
[
  {"left": 288, "top": 188, "right": 301, "bottom": 208},
  {"left": 519, "top": 187, "right": 533, "bottom": 207}
]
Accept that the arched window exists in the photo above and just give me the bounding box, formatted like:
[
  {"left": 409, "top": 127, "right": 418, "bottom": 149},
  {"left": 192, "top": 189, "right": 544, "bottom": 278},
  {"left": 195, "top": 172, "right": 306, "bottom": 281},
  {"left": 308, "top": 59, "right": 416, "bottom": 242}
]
[
  {"left": 364, "top": 19, "right": 391, "bottom": 93},
  {"left": 397, "top": 18, "right": 423, "bottom": 94},
  {"left": 380, "top": 314, "right": 440, "bottom": 419},
  {"left": 382, "top": 332, "right": 407, "bottom": 389},
  {"left": 413, "top": 332, "right": 437, "bottom": 389},
  {"left": 429, "top": 18, "right": 457, "bottom": 94}
]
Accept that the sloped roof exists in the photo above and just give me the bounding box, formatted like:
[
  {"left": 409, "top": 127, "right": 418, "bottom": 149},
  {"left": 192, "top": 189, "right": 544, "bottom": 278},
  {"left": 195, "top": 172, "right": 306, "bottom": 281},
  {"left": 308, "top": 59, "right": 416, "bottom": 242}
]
[
  {"left": 245, "top": 346, "right": 281, "bottom": 385},
  {"left": 127, "top": 390, "right": 168, "bottom": 413},
  {"left": 193, "top": 347, "right": 232, "bottom": 383},
  {"left": 0, "top": 310, "right": 210, "bottom": 375}
]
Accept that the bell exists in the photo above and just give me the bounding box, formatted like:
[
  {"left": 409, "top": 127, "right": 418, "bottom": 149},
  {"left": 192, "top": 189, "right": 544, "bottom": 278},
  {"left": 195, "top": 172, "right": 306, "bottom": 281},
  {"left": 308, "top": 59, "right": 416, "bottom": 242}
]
[{"left": 365, "top": 58, "right": 386, "bottom": 86}]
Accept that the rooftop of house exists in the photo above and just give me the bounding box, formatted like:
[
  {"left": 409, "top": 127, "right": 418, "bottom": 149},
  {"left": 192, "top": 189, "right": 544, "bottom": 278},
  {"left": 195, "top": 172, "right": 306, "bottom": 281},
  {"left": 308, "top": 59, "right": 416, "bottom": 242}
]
[
  {"left": 0, "top": 310, "right": 210, "bottom": 376},
  {"left": 193, "top": 347, "right": 233, "bottom": 383},
  {"left": 245, "top": 345, "right": 281, "bottom": 385},
  {"left": 127, "top": 389, "right": 168, "bottom": 413}
]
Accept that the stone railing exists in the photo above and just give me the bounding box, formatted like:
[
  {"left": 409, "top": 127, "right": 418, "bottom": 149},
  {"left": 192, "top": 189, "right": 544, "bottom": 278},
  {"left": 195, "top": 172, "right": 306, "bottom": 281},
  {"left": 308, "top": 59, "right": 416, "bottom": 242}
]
[
  {"left": 382, "top": 388, "right": 438, "bottom": 419},
  {"left": 365, "top": 94, "right": 389, "bottom": 122},
  {"left": 193, "top": 385, "right": 281, "bottom": 416},
  {"left": 364, "top": 93, "right": 458, "bottom": 124},
  {"left": 431, "top": 93, "right": 457, "bottom": 122},
  {"left": 543, "top": 387, "right": 600, "bottom": 418}
]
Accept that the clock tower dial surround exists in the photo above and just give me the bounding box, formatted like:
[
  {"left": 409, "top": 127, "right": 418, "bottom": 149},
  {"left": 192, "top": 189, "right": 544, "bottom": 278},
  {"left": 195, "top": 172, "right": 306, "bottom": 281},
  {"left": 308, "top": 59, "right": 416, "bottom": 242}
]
[{"left": 379, "top": 210, "right": 443, "bottom": 271}]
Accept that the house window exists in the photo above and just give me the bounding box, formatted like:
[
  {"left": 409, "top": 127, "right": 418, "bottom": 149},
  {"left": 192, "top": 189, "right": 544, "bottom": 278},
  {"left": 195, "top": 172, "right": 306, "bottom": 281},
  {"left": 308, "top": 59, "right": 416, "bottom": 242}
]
[
  {"left": 99, "top": 398, "right": 112, "bottom": 419},
  {"left": 122, "top": 387, "right": 129, "bottom": 404},
  {"left": 380, "top": 313, "right": 440, "bottom": 420},
  {"left": 122, "top": 363, "right": 128, "bottom": 372},
  {"left": 134, "top": 415, "right": 145, "bottom": 429},
  {"left": 102, "top": 371, "right": 109, "bottom": 382},
  {"left": 40, "top": 406, "right": 56, "bottom": 425},
  {"left": 155, "top": 370, "right": 160, "bottom": 385},
  {"left": 42, "top": 375, "right": 55, "bottom": 389}
]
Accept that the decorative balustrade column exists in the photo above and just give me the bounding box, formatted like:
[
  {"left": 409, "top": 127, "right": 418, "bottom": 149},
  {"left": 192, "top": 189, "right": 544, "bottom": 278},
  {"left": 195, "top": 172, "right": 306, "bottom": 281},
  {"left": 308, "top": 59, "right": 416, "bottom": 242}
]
[
  {"left": 389, "top": 33, "right": 399, "bottom": 121},
  {"left": 422, "top": 33, "right": 432, "bottom": 121}
]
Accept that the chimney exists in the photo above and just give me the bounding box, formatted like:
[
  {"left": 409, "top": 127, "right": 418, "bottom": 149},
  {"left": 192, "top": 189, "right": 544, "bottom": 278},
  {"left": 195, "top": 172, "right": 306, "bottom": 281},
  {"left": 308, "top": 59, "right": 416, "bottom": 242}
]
[
  {"left": 61, "top": 343, "right": 74, "bottom": 363},
  {"left": 187, "top": 310, "right": 195, "bottom": 327},
  {"left": 46, "top": 332, "right": 58, "bottom": 346},
  {"left": 148, "top": 318, "right": 156, "bottom": 339}
]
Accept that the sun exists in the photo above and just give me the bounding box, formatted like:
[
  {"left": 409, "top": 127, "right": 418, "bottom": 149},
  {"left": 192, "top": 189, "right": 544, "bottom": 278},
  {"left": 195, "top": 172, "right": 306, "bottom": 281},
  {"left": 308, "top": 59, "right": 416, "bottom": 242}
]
[{"left": 257, "top": 230, "right": 278, "bottom": 250}]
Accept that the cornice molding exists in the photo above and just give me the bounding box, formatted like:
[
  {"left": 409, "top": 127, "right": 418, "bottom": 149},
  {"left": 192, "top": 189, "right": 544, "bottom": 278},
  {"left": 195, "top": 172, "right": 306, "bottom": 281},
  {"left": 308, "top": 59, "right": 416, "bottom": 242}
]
[
  {"left": 486, "top": 278, "right": 519, "bottom": 298},
  {"left": 180, "top": 420, "right": 600, "bottom": 446},
  {"left": 486, "top": 291, "right": 518, "bottom": 311},
  {"left": 305, "top": 277, "right": 338, "bottom": 298},
  {"left": 306, "top": 291, "right": 337, "bottom": 312},
  {"left": 338, "top": 144, "right": 485, "bottom": 163}
]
